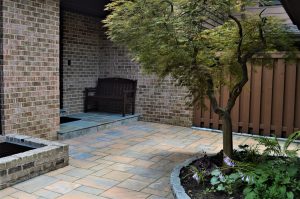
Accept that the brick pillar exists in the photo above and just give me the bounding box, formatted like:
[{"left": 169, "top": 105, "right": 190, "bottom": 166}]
[{"left": 1, "top": 0, "right": 60, "bottom": 139}]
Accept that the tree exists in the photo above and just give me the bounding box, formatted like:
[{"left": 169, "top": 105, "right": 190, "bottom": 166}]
[{"left": 103, "top": 0, "right": 296, "bottom": 159}]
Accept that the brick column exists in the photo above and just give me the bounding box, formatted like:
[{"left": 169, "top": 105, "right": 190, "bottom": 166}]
[{"left": 1, "top": 0, "right": 60, "bottom": 139}]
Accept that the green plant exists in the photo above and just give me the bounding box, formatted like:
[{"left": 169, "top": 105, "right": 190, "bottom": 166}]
[
  {"left": 234, "top": 144, "right": 261, "bottom": 163},
  {"left": 242, "top": 132, "right": 300, "bottom": 199},
  {"left": 209, "top": 169, "right": 243, "bottom": 195},
  {"left": 208, "top": 132, "right": 300, "bottom": 198},
  {"left": 189, "top": 165, "right": 207, "bottom": 184},
  {"left": 243, "top": 160, "right": 300, "bottom": 199},
  {"left": 257, "top": 131, "right": 300, "bottom": 158}
]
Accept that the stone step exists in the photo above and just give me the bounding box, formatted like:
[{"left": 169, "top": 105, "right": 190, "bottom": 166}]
[{"left": 57, "top": 113, "right": 140, "bottom": 140}]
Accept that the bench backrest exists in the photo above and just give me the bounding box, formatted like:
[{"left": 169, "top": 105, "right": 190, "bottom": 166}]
[{"left": 96, "top": 78, "right": 137, "bottom": 97}]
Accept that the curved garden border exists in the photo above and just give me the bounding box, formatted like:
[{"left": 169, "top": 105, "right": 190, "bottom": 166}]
[{"left": 170, "top": 155, "right": 204, "bottom": 199}]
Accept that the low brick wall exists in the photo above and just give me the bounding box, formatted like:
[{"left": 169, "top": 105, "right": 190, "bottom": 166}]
[{"left": 0, "top": 135, "right": 69, "bottom": 190}]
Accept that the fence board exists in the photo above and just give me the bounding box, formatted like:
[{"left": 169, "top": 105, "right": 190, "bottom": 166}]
[
  {"left": 272, "top": 59, "right": 285, "bottom": 137},
  {"left": 251, "top": 62, "right": 262, "bottom": 134},
  {"left": 283, "top": 61, "right": 297, "bottom": 137},
  {"left": 193, "top": 56, "right": 299, "bottom": 138},
  {"left": 261, "top": 65, "right": 273, "bottom": 136}
]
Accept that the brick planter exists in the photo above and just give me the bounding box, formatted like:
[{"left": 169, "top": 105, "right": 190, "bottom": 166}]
[{"left": 0, "top": 134, "right": 69, "bottom": 190}]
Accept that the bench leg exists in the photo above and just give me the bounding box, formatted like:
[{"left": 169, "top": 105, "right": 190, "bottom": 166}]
[
  {"left": 132, "top": 101, "right": 135, "bottom": 115},
  {"left": 84, "top": 99, "right": 88, "bottom": 112},
  {"left": 123, "top": 96, "right": 126, "bottom": 117}
]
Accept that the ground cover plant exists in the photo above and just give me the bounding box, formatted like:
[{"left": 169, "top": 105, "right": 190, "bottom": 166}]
[{"left": 180, "top": 131, "right": 300, "bottom": 199}]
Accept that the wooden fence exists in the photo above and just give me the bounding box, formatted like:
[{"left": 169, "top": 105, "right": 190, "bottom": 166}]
[{"left": 193, "top": 55, "right": 300, "bottom": 138}]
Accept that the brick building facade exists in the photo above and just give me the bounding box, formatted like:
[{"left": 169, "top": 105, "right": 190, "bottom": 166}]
[
  {"left": 1, "top": 0, "right": 60, "bottom": 139},
  {"left": 62, "top": 11, "right": 193, "bottom": 127},
  {"left": 0, "top": 1, "right": 192, "bottom": 140},
  {"left": 1, "top": 0, "right": 296, "bottom": 139}
]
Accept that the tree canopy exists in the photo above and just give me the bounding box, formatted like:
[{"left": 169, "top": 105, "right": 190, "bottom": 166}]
[{"left": 103, "top": 0, "right": 296, "bottom": 158}]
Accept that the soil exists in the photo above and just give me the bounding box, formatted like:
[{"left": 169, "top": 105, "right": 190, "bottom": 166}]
[{"left": 179, "top": 151, "right": 244, "bottom": 199}]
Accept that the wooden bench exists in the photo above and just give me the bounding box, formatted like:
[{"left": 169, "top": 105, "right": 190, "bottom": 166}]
[{"left": 84, "top": 78, "right": 137, "bottom": 117}]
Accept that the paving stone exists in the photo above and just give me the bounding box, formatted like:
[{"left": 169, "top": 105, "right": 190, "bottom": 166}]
[
  {"left": 108, "top": 163, "right": 135, "bottom": 172},
  {"left": 46, "top": 166, "right": 75, "bottom": 177},
  {"left": 149, "top": 177, "right": 170, "bottom": 192},
  {"left": 76, "top": 185, "right": 104, "bottom": 195},
  {"left": 44, "top": 181, "right": 81, "bottom": 194},
  {"left": 63, "top": 168, "right": 94, "bottom": 178},
  {"left": 13, "top": 176, "right": 58, "bottom": 193},
  {"left": 53, "top": 174, "right": 79, "bottom": 182},
  {"left": 103, "top": 155, "right": 136, "bottom": 163},
  {"left": 130, "top": 175, "right": 158, "bottom": 183},
  {"left": 130, "top": 159, "right": 154, "bottom": 168},
  {"left": 91, "top": 168, "right": 113, "bottom": 177},
  {"left": 75, "top": 176, "right": 119, "bottom": 190},
  {"left": 102, "top": 171, "right": 133, "bottom": 181},
  {"left": 117, "top": 179, "right": 150, "bottom": 191},
  {"left": 2, "top": 196, "right": 16, "bottom": 199},
  {"left": 0, "top": 187, "right": 18, "bottom": 198},
  {"left": 128, "top": 167, "right": 164, "bottom": 179},
  {"left": 71, "top": 153, "right": 94, "bottom": 160},
  {"left": 141, "top": 187, "right": 170, "bottom": 197},
  {"left": 69, "top": 159, "right": 98, "bottom": 169},
  {"left": 33, "top": 189, "right": 62, "bottom": 199},
  {"left": 56, "top": 190, "right": 100, "bottom": 199},
  {"left": 11, "top": 191, "right": 39, "bottom": 199},
  {"left": 101, "top": 187, "right": 150, "bottom": 199}
]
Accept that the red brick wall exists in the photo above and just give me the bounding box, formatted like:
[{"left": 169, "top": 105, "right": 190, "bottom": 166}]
[{"left": 1, "top": 0, "right": 60, "bottom": 139}]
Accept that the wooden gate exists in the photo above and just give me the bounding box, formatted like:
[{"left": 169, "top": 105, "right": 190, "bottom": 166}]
[{"left": 193, "top": 54, "right": 300, "bottom": 138}]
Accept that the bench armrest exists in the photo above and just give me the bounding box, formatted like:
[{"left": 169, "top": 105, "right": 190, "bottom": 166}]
[
  {"left": 123, "top": 89, "right": 136, "bottom": 93},
  {"left": 85, "top": 87, "right": 96, "bottom": 92}
]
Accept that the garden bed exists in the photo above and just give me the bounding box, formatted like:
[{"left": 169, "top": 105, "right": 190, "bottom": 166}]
[
  {"left": 171, "top": 134, "right": 300, "bottom": 199},
  {"left": 179, "top": 152, "right": 243, "bottom": 199}
]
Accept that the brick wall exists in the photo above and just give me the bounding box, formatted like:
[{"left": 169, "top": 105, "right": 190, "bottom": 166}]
[
  {"left": 62, "top": 11, "right": 101, "bottom": 114},
  {"left": 1, "top": 0, "right": 60, "bottom": 139},
  {"left": 0, "top": 0, "right": 3, "bottom": 134},
  {"left": 63, "top": 11, "right": 193, "bottom": 126},
  {"left": 98, "top": 27, "right": 193, "bottom": 127}
]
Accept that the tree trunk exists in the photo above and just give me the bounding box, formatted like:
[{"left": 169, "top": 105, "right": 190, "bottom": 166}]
[{"left": 222, "top": 111, "right": 233, "bottom": 159}]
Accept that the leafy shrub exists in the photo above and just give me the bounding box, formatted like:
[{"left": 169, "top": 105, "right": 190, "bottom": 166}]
[
  {"left": 207, "top": 131, "right": 300, "bottom": 199},
  {"left": 209, "top": 169, "right": 243, "bottom": 195},
  {"left": 243, "top": 159, "right": 300, "bottom": 199}
]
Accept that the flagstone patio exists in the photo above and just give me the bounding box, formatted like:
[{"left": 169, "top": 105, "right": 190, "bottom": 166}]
[{"left": 0, "top": 121, "right": 287, "bottom": 199}]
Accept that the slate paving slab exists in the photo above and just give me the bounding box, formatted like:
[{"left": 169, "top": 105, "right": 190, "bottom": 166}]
[{"left": 1, "top": 121, "right": 289, "bottom": 199}]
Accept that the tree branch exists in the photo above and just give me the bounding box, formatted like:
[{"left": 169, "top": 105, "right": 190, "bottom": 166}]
[
  {"left": 206, "top": 75, "right": 225, "bottom": 115},
  {"left": 229, "top": 15, "right": 243, "bottom": 64},
  {"left": 226, "top": 10, "right": 267, "bottom": 112},
  {"left": 226, "top": 15, "right": 248, "bottom": 111}
]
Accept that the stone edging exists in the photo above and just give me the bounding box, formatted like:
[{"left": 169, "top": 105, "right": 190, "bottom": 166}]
[{"left": 170, "top": 155, "right": 204, "bottom": 199}]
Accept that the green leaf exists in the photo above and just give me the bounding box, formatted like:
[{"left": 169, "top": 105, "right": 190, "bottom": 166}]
[
  {"left": 210, "top": 177, "right": 219, "bottom": 185},
  {"left": 211, "top": 169, "right": 221, "bottom": 176},
  {"left": 217, "top": 184, "right": 225, "bottom": 191},
  {"left": 287, "top": 192, "right": 294, "bottom": 199},
  {"left": 244, "top": 191, "right": 257, "bottom": 199}
]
